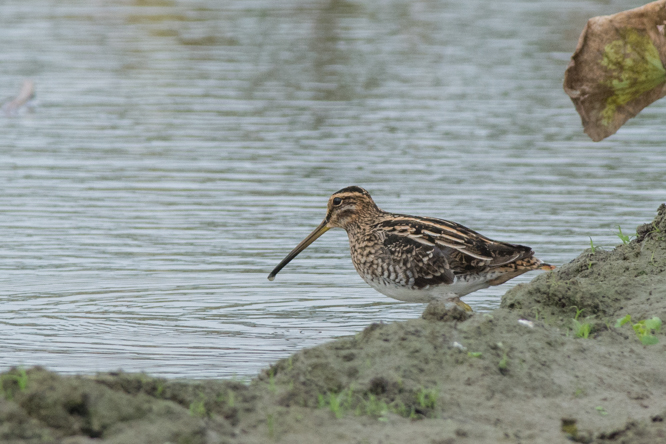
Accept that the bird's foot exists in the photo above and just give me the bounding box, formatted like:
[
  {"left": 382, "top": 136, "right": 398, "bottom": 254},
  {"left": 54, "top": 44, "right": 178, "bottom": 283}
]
[{"left": 453, "top": 299, "right": 473, "bottom": 312}]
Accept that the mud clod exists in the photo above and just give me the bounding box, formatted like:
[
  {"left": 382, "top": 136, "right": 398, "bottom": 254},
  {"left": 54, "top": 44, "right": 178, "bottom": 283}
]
[
  {"left": 502, "top": 204, "right": 666, "bottom": 324},
  {"left": 422, "top": 300, "right": 472, "bottom": 322}
]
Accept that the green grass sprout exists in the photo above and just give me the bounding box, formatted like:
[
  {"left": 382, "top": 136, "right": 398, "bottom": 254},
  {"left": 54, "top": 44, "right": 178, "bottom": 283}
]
[
  {"left": 0, "top": 367, "right": 29, "bottom": 400},
  {"left": 571, "top": 307, "right": 592, "bottom": 339},
  {"left": 415, "top": 387, "right": 438, "bottom": 410},
  {"left": 498, "top": 351, "right": 509, "bottom": 373},
  {"left": 615, "top": 314, "right": 632, "bottom": 328},
  {"left": 189, "top": 393, "right": 208, "bottom": 418},
  {"left": 15, "top": 368, "right": 28, "bottom": 391},
  {"left": 615, "top": 315, "right": 662, "bottom": 345},
  {"left": 267, "top": 413, "right": 275, "bottom": 438},
  {"left": 616, "top": 225, "right": 635, "bottom": 244}
]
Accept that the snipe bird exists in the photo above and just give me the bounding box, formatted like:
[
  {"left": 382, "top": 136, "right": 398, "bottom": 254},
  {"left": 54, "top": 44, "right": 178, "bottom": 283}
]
[{"left": 268, "top": 186, "right": 554, "bottom": 310}]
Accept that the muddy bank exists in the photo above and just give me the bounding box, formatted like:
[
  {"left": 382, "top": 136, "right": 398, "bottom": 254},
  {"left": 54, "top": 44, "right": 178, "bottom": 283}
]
[{"left": 2, "top": 205, "right": 666, "bottom": 444}]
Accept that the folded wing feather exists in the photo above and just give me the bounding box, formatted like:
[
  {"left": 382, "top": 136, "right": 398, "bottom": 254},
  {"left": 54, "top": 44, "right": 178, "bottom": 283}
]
[{"left": 378, "top": 216, "right": 533, "bottom": 268}]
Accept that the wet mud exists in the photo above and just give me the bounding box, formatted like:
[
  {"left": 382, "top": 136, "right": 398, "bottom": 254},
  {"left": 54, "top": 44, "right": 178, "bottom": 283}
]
[{"left": 2, "top": 205, "right": 666, "bottom": 443}]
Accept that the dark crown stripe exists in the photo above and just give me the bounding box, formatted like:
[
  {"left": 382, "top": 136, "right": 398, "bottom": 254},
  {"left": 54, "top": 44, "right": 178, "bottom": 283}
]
[{"left": 333, "top": 186, "right": 369, "bottom": 196}]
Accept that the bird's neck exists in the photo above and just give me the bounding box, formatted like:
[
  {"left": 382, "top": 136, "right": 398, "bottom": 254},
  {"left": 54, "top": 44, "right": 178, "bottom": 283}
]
[{"left": 343, "top": 208, "right": 389, "bottom": 238}]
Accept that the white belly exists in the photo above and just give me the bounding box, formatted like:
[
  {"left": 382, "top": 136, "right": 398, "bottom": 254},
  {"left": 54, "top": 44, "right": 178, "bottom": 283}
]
[{"left": 360, "top": 274, "right": 500, "bottom": 303}]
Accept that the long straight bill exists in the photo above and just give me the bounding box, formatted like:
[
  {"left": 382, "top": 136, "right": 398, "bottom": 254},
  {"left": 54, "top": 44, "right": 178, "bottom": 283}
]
[{"left": 267, "top": 219, "right": 331, "bottom": 281}]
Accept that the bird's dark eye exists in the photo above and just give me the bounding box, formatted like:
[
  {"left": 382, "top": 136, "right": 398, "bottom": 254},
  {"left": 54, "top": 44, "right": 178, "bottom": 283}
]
[{"left": 333, "top": 197, "right": 342, "bottom": 206}]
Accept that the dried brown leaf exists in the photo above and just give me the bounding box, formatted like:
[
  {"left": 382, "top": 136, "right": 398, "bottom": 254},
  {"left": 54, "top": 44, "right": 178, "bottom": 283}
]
[{"left": 563, "top": 0, "right": 666, "bottom": 141}]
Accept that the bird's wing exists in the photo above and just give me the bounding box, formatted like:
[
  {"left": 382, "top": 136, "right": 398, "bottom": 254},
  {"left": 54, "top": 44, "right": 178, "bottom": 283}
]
[
  {"left": 380, "top": 230, "right": 456, "bottom": 287},
  {"left": 376, "top": 215, "right": 534, "bottom": 272}
]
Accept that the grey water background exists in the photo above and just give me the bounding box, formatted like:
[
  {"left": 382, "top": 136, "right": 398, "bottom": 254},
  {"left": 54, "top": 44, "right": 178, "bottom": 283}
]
[{"left": 0, "top": 0, "right": 663, "bottom": 378}]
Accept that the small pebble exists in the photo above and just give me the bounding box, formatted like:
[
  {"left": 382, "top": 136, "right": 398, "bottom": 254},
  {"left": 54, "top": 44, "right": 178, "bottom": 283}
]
[{"left": 518, "top": 319, "right": 534, "bottom": 328}]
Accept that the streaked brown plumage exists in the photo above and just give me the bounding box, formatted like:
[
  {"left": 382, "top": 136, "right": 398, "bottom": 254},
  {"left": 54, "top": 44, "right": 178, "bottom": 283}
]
[{"left": 268, "top": 186, "right": 554, "bottom": 310}]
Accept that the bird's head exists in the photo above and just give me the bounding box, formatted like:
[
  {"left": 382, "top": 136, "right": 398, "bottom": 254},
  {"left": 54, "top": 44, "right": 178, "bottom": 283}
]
[
  {"left": 324, "top": 186, "right": 379, "bottom": 229},
  {"left": 267, "top": 186, "right": 380, "bottom": 280}
]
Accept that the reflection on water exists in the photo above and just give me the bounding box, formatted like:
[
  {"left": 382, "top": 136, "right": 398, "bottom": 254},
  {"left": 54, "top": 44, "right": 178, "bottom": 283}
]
[{"left": 0, "top": 0, "right": 662, "bottom": 378}]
